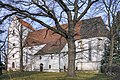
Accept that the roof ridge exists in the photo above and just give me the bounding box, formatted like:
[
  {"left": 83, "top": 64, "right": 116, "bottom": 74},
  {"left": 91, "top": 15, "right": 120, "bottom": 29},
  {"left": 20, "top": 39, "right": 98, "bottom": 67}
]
[
  {"left": 16, "top": 16, "right": 36, "bottom": 31},
  {"left": 31, "top": 16, "right": 102, "bottom": 32},
  {"left": 81, "top": 16, "right": 102, "bottom": 21}
]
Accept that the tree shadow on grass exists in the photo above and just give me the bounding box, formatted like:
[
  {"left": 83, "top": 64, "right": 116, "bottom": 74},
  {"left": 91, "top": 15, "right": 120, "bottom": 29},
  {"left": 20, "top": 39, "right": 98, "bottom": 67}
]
[{"left": 0, "top": 71, "right": 40, "bottom": 80}]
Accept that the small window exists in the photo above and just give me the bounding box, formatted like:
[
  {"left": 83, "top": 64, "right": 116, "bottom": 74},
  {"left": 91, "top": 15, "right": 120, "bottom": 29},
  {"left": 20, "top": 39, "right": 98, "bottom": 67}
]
[
  {"left": 97, "top": 38, "right": 102, "bottom": 46},
  {"left": 76, "top": 67, "right": 78, "bottom": 70},
  {"left": 98, "top": 38, "right": 102, "bottom": 41},
  {"left": 51, "top": 55, "right": 53, "bottom": 59},
  {"left": 12, "top": 62, "right": 15, "bottom": 68},
  {"left": 13, "top": 43, "right": 15, "bottom": 46},
  {"left": 64, "top": 66, "right": 66, "bottom": 72},
  {"left": 12, "top": 54, "right": 14, "bottom": 58},
  {"left": 64, "top": 66, "right": 66, "bottom": 70},
  {"left": 12, "top": 30, "right": 15, "bottom": 35},
  {"left": 49, "top": 65, "right": 51, "bottom": 69},
  {"left": 39, "top": 56, "right": 42, "bottom": 60}
]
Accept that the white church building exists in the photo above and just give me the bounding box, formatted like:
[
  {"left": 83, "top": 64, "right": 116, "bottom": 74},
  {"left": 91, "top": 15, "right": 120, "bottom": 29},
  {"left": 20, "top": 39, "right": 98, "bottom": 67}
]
[{"left": 7, "top": 16, "right": 108, "bottom": 72}]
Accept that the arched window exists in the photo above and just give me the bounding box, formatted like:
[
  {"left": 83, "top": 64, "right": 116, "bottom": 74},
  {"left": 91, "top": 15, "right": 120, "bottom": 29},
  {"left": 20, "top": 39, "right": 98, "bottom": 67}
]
[
  {"left": 12, "top": 30, "right": 15, "bottom": 35},
  {"left": 51, "top": 55, "right": 53, "bottom": 59},
  {"left": 13, "top": 43, "right": 15, "bottom": 46},
  {"left": 49, "top": 65, "right": 51, "bottom": 69},
  {"left": 12, "top": 62, "right": 15, "bottom": 68},
  {"left": 64, "top": 66, "right": 66, "bottom": 72},
  {"left": 12, "top": 54, "right": 14, "bottom": 58},
  {"left": 76, "top": 67, "right": 78, "bottom": 70},
  {"left": 39, "top": 56, "right": 42, "bottom": 60}
]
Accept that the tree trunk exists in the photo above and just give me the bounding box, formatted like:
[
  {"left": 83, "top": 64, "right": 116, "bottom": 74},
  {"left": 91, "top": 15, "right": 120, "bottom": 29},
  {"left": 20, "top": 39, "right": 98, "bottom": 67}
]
[
  {"left": 67, "top": 38, "right": 76, "bottom": 77},
  {"left": 20, "top": 26, "right": 24, "bottom": 71},
  {"left": 106, "top": 10, "right": 114, "bottom": 75},
  {"left": 108, "top": 36, "right": 114, "bottom": 74},
  {"left": 20, "top": 47, "right": 23, "bottom": 71},
  {"left": 0, "top": 62, "right": 2, "bottom": 75},
  {"left": 5, "top": 57, "right": 8, "bottom": 70}
]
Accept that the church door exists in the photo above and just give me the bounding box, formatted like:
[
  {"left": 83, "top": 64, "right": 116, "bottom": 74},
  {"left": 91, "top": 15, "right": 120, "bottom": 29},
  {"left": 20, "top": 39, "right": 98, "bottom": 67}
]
[{"left": 40, "top": 63, "right": 43, "bottom": 72}]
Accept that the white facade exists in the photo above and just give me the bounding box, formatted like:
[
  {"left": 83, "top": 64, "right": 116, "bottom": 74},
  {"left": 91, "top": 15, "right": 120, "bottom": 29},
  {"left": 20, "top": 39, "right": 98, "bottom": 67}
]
[
  {"left": 7, "top": 17, "right": 108, "bottom": 72},
  {"left": 7, "top": 17, "right": 32, "bottom": 71},
  {"left": 22, "top": 37, "right": 107, "bottom": 72}
]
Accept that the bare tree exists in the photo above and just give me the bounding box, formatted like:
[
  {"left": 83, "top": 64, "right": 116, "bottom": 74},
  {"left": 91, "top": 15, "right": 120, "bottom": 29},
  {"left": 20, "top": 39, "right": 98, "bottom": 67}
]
[
  {"left": 101, "top": 0, "right": 120, "bottom": 75},
  {"left": 0, "top": 0, "right": 98, "bottom": 76}
]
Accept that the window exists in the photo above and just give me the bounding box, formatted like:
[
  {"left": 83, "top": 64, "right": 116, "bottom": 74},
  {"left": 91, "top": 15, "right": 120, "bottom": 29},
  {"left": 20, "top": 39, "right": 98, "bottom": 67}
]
[
  {"left": 64, "top": 66, "right": 66, "bottom": 72},
  {"left": 49, "top": 65, "right": 51, "bottom": 69},
  {"left": 98, "top": 38, "right": 102, "bottom": 41},
  {"left": 64, "top": 66, "right": 66, "bottom": 70},
  {"left": 12, "top": 54, "right": 14, "bottom": 58},
  {"left": 12, "top": 30, "right": 15, "bottom": 35},
  {"left": 13, "top": 43, "right": 15, "bottom": 46},
  {"left": 76, "top": 67, "right": 78, "bottom": 70},
  {"left": 12, "top": 62, "right": 15, "bottom": 68},
  {"left": 97, "top": 38, "right": 103, "bottom": 51},
  {"left": 88, "top": 41, "right": 92, "bottom": 61},
  {"left": 97, "top": 38, "right": 102, "bottom": 46},
  {"left": 51, "top": 55, "right": 53, "bottom": 59},
  {"left": 39, "top": 56, "right": 42, "bottom": 60}
]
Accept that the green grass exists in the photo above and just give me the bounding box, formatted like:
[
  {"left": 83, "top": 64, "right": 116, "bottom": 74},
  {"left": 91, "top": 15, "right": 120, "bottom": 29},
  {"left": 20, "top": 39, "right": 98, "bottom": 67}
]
[{"left": 0, "top": 71, "right": 111, "bottom": 80}]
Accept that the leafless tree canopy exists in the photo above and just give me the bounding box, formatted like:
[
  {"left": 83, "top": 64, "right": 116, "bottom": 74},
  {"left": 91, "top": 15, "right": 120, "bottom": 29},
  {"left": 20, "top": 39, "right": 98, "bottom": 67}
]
[
  {"left": 0, "top": 0, "right": 99, "bottom": 36},
  {"left": 0, "top": 0, "right": 100, "bottom": 77}
]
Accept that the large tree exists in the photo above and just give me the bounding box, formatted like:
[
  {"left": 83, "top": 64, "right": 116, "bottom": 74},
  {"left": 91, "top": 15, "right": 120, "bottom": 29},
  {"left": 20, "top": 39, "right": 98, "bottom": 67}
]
[
  {"left": 99, "top": 0, "right": 120, "bottom": 75},
  {"left": 0, "top": 0, "right": 98, "bottom": 76}
]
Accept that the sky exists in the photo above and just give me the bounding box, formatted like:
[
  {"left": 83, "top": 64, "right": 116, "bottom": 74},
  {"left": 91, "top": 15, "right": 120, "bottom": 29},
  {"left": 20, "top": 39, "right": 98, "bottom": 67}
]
[{"left": 0, "top": 0, "right": 120, "bottom": 38}]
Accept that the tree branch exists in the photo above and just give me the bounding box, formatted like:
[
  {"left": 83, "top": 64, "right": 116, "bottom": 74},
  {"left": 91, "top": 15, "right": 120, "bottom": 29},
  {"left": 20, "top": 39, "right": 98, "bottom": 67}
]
[
  {"left": 77, "top": 0, "right": 99, "bottom": 21},
  {"left": 32, "top": 0, "right": 68, "bottom": 36},
  {"left": 54, "top": 0, "right": 69, "bottom": 12},
  {"left": 73, "top": 0, "right": 78, "bottom": 24},
  {"left": 0, "top": 12, "right": 17, "bottom": 24},
  {"left": 0, "top": 1, "right": 68, "bottom": 37}
]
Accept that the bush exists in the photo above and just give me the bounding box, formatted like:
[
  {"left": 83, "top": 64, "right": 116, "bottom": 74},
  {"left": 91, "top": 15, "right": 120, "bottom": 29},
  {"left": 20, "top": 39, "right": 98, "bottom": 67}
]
[
  {"left": 105, "top": 65, "right": 120, "bottom": 76},
  {"left": 0, "top": 63, "right": 5, "bottom": 69},
  {"left": 100, "top": 63, "right": 107, "bottom": 73}
]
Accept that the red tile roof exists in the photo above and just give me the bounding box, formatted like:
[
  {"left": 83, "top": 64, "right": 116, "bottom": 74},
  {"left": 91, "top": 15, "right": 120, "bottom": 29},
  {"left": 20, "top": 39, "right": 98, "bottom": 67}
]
[
  {"left": 16, "top": 16, "right": 36, "bottom": 31},
  {"left": 36, "top": 37, "right": 66, "bottom": 54},
  {"left": 24, "top": 16, "right": 108, "bottom": 55}
]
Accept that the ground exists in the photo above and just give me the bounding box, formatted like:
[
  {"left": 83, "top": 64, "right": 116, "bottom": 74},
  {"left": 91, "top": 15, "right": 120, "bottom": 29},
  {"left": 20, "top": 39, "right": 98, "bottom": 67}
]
[{"left": 0, "top": 71, "right": 111, "bottom": 80}]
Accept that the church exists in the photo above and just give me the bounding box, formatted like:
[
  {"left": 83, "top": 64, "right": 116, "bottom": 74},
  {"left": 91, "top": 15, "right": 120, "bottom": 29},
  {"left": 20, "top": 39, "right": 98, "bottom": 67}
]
[{"left": 7, "top": 16, "right": 108, "bottom": 72}]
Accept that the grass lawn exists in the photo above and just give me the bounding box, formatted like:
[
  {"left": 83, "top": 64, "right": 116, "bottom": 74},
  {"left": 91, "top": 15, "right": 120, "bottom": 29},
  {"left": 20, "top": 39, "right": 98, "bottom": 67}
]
[{"left": 0, "top": 71, "right": 111, "bottom": 80}]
